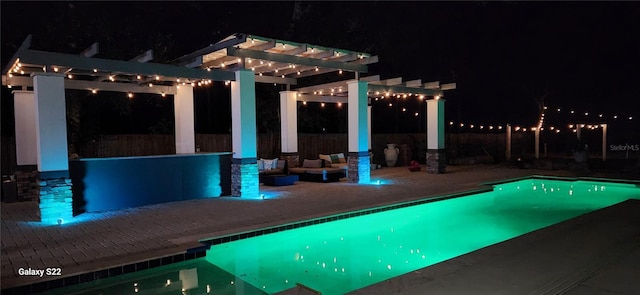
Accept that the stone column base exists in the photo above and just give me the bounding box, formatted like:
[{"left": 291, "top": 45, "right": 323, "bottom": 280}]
[
  {"left": 16, "top": 167, "right": 38, "bottom": 201},
  {"left": 231, "top": 159, "right": 259, "bottom": 198},
  {"left": 426, "top": 149, "right": 446, "bottom": 174},
  {"left": 281, "top": 152, "right": 299, "bottom": 169},
  {"left": 348, "top": 152, "right": 371, "bottom": 184},
  {"left": 38, "top": 171, "right": 73, "bottom": 225}
]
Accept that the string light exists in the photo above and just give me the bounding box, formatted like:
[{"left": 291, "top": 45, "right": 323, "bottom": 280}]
[
  {"left": 127, "top": 93, "right": 134, "bottom": 98},
  {"left": 67, "top": 74, "right": 73, "bottom": 79},
  {"left": 91, "top": 89, "right": 97, "bottom": 94},
  {"left": 137, "top": 75, "right": 142, "bottom": 80}
]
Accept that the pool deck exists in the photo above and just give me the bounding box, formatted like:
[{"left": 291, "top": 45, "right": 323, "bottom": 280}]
[{"left": 2, "top": 164, "right": 639, "bottom": 294}]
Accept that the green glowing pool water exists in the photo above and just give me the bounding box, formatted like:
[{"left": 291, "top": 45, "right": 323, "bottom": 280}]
[{"left": 42, "top": 178, "right": 640, "bottom": 295}]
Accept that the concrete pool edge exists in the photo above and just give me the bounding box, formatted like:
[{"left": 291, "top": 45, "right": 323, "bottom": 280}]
[{"left": 348, "top": 199, "right": 640, "bottom": 294}]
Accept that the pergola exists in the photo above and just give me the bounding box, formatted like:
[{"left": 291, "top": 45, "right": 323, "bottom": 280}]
[{"left": 2, "top": 33, "right": 453, "bottom": 224}]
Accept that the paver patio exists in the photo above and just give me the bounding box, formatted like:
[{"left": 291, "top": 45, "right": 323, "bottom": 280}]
[{"left": 1, "top": 164, "right": 639, "bottom": 293}]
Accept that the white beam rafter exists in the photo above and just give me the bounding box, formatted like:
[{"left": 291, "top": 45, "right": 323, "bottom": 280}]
[
  {"left": 226, "top": 47, "right": 368, "bottom": 73},
  {"left": 294, "top": 79, "right": 352, "bottom": 94},
  {"left": 172, "top": 33, "right": 247, "bottom": 65},
  {"left": 360, "top": 75, "right": 380, "bottom": 82},
  {"left": 295, "top": 55, "right": 378, "bottom": 78},
  {"left": 370, "top": 77, "right": 402, "bottom": 86},
  {"left": 4, "top": 75, "right": 177, "bottom": 95},
  {"left": 254, "top": 74, "right": 297, "bottom": 85},
  {"left": 129, "top": 49, "right": 154, "bottom": 63},
  {"left": 80, "top": 42, "right": 99, "bottom": 57},
  {"left": 11, "top": 48, "right": 235, "bottom": 82},
  {"left": 298, "top": 94, "right": 348, "bottom": 104}
]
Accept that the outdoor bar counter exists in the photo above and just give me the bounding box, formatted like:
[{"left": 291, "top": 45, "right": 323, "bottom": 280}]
[{"left": 69, "top": 152, "right": 232, "bottom": 213}]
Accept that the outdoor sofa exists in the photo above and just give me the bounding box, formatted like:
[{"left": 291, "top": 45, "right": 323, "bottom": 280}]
[{"left": 288, "top": 158, "right": 346, "bottom": 183}]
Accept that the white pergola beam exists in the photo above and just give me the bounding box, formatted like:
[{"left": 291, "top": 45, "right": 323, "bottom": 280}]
[
  {"left": 129, "top": 49, "right": 154, "bottom": 63},
  {"left": 4, "top": 75, "right": 177, "bottom": 95},
  {"left": 406, "top": 79, "right": 422, "bottom": 87},
  {"left": 441, "top": 83, "right": 457, "bottom": 90},
  {"left": 370, "top": 77, "right": 402, "bottom": 86},
  {"left": 424, "top": 81, "right": 440, "bottom": 89},
  {"left": 80, "top": 42, "right": 99, "bottom": 57},
  {"left": 254, "top": 74, "right": 297, "bottom": 85},
  {"left": 294, "top": 79, "right": 352, "bottom": 94},
  {"left": 360, "top": 75, "right": 380, "bottom": 82},
  {"left": 298, "top": 94, "right": 347, "bottom": 103}
]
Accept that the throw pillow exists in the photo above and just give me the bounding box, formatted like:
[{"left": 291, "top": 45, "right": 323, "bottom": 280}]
[
  {"left": 319, "top": 154, "right": 332, "bottom": 164},
  {"left": 337, "top": 153, "right": 347, "bottom": 163},
  {"left": 257, "top": 159, "right": 265, "bottom": 170},
  {"left": 271, "top": 158, "right": 279, "bottom": 170},
  {"left": 330, "top": 154, "right": 340, "bottom": 163},
  {"left": 262, "top": 159, "right": 273, "bottom": 170}
]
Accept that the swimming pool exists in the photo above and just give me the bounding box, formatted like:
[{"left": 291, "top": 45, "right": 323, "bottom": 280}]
[{"left": 38, "top": 177, "right": 640, "bottom": 294}]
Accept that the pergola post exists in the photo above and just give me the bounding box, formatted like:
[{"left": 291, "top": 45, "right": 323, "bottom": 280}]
[
  {"left": 231, "top": 70, "right": 258, "bottom": 197},
  {"left": 347, "top": 80, "right": 370, "bottom": 184},
  {"left": 602, "top": 124, "right": 607, "bottom": 161},
  {"left": 32, "top": 72, "right": 73, "bottom": 224},
  {"left": 534, "top": 127, "right": 540, "bottom": 159},
  {"left": 280, "top": 90, "right": 299, "bottom": 167},
  {"left": 12, "top": 90, "right": 39, "bottom": 201},
  {"left": 174, "top": 84, "right": 195, "bottom": 154},
  {"left": 426, "top": 98, "right": 446, "bottom": 173},
  {"left": 368, "top": 105, "right": 372, "bottom": 151},
  {"left": 506, "top": 123, "right": 512, "bottom": 161}
]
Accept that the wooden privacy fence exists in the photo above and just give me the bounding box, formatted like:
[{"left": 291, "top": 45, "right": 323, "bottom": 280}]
[{"left": 76, "top": 133, "right": 518, "bottom": 164}]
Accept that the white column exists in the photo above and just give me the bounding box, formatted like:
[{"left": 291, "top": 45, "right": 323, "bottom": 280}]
[
  {"left": 347, "top": 80, "right": 370, "bottom": 184},
  {"left": 348, "top": 80, "right": 369, "bottom": 153},
  {"left": 367, "top": 105, "right": 372, "bottom": 150},
  {"left": 231, "top": 70, "right": 257, "bottom": 159},
  {"left": 231, "top": 70, "right": 258, "bottom": 198},
  {"left": 33, "top": 73, "right": 68, "bottom": 172},
  {"left": 175, "top": 85, "right": 195, "bottom": 154},
  {"left": 426, "top": 99, "right": 445, "bottom": 150},
  {"left": 280, "top": 91, "right": 298, "bottom": 153},
  {"left": 13, "top": 90, "right": 37, "bottom": 165},
  {"left": 506, "top": 124, "right": 512, "bottom": 161}
]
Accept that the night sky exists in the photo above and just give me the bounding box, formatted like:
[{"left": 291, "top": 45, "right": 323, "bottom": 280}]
[{"left": 2, "top": 1, "right": 639, "bottom": 133}]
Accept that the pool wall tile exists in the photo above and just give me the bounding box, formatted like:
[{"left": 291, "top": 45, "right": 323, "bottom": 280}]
[{"left": 3, "top": 248, "right": 208, "bottom": 294}]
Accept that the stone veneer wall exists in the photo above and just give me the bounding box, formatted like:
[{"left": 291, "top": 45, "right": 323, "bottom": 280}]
[
  {"left": 16, "top": 170, "right": 38, "bottom": 201},
  {"left": 280, "top": 153, "right": 299, "bottom": 169},
  {"left": 347, "top": 154, "right": 371, "bottom": 184},
  {"left": 231, "top": 162, "right": 259, "bottom": 198},
  {"left": 38, "top": 176, "right": 73, "bottom": 224},
  {"left": 426, "top": 149, "right": 447, "bottom": 174}
]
